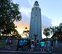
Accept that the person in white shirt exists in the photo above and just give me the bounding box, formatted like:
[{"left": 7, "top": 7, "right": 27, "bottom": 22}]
[{"left": 30, "top": 41, "right": 34, "bottom": 51}]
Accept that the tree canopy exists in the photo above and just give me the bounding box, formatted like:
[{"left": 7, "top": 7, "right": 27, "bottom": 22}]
[
  {"left": 43, "top": 28, "right": 50, "bottom": 38},
  {"left": 0, "top": 0, "right": 21, "bottom": 34}
]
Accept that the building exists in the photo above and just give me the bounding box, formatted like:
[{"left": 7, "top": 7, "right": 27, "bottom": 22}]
[{"left": 29, "top": 1, "right": 42, "bottom": 41}]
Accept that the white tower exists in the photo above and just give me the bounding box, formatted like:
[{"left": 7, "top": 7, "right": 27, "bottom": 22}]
[{"left": 29, "top": 1, "right": 42, "bottom": 41}]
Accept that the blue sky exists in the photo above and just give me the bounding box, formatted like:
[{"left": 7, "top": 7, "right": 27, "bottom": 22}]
[
  {"left": 12, "top": 0, "right": 62, "bottom": 38},
  {"left": 13, "top": 0, "right": 62, "bottom": 28}
]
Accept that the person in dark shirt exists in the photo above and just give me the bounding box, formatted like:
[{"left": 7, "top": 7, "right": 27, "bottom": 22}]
[{"left": 51, "top": 38, "right": 54, "bottom": 50}]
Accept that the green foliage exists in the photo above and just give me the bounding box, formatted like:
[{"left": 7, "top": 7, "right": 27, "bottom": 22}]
[
  {"left": 0, "top": 0, "right": 21, "bottom": 34},
  {"left": 43, "top": 28, "right": 50, "bottom": 38}
]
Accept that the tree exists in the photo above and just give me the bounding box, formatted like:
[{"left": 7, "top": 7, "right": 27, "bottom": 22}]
[
  {"left": 43, "top": 28, "right": 50, "bottom": 38},
  {"left": 23, "top": 27, "right": 29, "bottom": 38},
  {"left": 0, "top": 0, "right": 21, "bottom": 34},
  {"left": 51, "top": 23, "right": 62, "bottom": 40}
]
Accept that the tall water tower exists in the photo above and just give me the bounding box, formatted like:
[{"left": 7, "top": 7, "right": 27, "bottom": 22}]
[{"left": 29, "top": 1, "right": 42, "bottom": 41}]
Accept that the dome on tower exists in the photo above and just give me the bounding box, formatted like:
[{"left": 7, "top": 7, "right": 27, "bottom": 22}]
[
  {"left": 35, "top": 1, "right": 38, "bottom": 4},
  {"left": 34, "top": 1, "right": 39, "bottom": 7}
]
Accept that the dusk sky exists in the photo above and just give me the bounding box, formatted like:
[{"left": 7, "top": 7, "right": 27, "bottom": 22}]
[{"left": 12, "top": 0, "right": 62, "bottom": 38}]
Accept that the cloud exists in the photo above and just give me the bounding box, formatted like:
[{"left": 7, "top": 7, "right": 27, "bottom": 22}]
[
  {"left": 19, "top": 7, "right": 31, "bottom": 17},
  {"left": 15, "top": 7, "right": 52, "bottom": 30},
  {"left": 13, "top": 0, "right": 31, "bottom": 8},
  {"left": 13, "top": 0, "right": 52, "bottom": 29},
  {"left": 42, "top": 15, "right": 52, "bottom": 29}
]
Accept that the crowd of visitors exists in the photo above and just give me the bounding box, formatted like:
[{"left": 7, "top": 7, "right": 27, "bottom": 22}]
[
  {"left": 4, "top": 37, "right": 58, "bottom": 53},
  {"left": 16, "top": 38, "right": 55, "bottom": 53}
]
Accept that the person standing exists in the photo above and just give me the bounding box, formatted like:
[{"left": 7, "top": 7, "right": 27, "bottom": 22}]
[
  {"left": 16, "top": 39, "right": 24, "bottom": 51},
  {"left": 5, "top": 37, "right": 12, "bottom": 49},
  {"left": 47, "top": 39, "right": 51, "bottom": 53},
  {"left": 51, "top": 38, "right": 54, "bottom": 50},
  {"left": 40, "top": 40, "right": 45, "bottom": 52},
  {"left": 30, "top": 41, "right": 34, "bottom": 52}
]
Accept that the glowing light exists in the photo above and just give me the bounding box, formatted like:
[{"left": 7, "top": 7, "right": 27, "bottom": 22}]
[
  {"left": 1, "top": 34, "right": 3, "bottom": 36},
  {"left": 21, "top": 34, "right": 27, "bottom": 38},
  {"left": 16, "top": 28, "right": 24, "bottom": 35}
]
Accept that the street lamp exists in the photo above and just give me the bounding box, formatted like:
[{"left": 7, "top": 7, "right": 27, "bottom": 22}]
[{"left": 1, "top": 34, "right": 3, "bottom": 36}]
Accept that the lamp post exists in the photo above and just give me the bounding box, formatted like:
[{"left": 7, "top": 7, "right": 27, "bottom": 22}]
[{"left": 0, "top": 29, "right": 4, "bottom": 36}]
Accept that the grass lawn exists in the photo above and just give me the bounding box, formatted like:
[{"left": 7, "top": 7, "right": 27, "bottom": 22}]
[{"left": 0, "top": 40, "right": 6, "bottom": 48}]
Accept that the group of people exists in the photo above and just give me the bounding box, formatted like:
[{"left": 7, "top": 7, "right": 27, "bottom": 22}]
[
  {"left": 5, "top": 37, "right": 58, "bottom": 53},
  {"left": 16, "top": 38, "right": 55, "bottom": 53},
  {"left": 30, "top": 39, "right": 54, "bottom": 53},
  {"left": 5, "top": 37, "right": 13, "bottom": 49}
]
